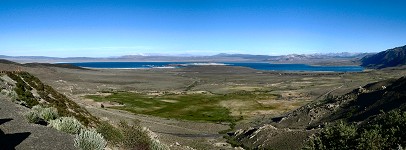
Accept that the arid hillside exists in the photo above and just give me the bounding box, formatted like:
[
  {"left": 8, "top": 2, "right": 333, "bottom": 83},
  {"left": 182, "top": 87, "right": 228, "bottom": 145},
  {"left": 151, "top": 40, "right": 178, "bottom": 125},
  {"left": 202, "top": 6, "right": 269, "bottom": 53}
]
[{"left": 230, "top": 75, "right": 406, "bottom": 149}]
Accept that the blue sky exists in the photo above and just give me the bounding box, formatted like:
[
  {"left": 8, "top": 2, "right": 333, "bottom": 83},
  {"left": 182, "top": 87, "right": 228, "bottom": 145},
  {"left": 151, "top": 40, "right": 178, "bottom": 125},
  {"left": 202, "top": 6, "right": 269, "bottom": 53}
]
[{"left": 0, "top": 0, "right": 405, "bottom": 57}]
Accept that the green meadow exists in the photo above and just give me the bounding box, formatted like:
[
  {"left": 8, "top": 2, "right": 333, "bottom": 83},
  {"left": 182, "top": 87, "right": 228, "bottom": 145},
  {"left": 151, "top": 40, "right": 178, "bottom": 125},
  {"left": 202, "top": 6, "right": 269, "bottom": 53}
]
[{"left": 85, "top": 91, "right": 279, "bottom": 123}]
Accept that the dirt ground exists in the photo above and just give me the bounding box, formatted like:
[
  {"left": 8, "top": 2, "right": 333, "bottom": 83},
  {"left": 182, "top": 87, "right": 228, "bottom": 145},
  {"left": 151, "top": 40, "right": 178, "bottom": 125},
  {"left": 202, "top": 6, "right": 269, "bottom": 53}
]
[{"left": 15, "top": 64, "right": 406, "bottom": 149}]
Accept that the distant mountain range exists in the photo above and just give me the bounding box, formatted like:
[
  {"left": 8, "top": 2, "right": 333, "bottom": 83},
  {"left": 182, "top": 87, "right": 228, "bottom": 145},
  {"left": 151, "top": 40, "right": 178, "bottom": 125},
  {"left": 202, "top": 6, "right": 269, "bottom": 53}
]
[
  {"left": 0, "top": 52, "right": 369, "bottom": 65},
  {"left": 3, "top": 44, "right": 406, "bottom": 68},
  {"left": 361, "top": 45, "right": 406, "bottom": 69}
]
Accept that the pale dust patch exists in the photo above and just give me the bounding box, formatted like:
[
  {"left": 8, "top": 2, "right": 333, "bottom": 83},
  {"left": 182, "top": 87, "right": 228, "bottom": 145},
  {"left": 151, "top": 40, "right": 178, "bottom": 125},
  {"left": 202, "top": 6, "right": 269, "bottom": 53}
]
[
  {"left": 185, "top": 91, "right": 209, "bottom": 94},
  {"left": 219, "top": 100, "right": 258, "bottom": 116},
  {"left": 291, "top": 81, "right": 313, "bottom": 84},
  {"left": 246, "top": 110, "right": 280, "bottom": 116},
  {"left": 301, "top": 77, "right": 314, "bottom": 81},
  {"left": 97, "top": 92, "right": 113, "bottom": 96},
  {"left": 161, "top": 99, "right": 179, "bottom": 103},
  {"left": 226, "top": 86, "right": 260, "bottom": 91}
]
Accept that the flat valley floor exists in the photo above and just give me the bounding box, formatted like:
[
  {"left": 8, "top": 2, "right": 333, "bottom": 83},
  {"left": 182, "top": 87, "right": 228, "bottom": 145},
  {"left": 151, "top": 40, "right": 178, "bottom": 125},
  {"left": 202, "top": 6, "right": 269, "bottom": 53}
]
[{"left": 10, "top": 64, "right": 406, "bottom": 149}]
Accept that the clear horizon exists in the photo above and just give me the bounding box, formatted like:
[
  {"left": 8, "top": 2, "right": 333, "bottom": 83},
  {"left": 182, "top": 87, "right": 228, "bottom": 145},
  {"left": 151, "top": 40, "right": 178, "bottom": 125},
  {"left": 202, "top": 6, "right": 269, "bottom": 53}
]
[{"left": 1, "top": 0, "right": 406, "bottom": 57}]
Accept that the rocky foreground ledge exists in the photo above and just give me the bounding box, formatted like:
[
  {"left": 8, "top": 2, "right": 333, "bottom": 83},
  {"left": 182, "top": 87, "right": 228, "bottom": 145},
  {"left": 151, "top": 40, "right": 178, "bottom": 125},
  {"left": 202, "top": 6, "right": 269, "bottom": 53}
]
[{"left": 0, "top": 95, "right": 76, "bottom": 150}]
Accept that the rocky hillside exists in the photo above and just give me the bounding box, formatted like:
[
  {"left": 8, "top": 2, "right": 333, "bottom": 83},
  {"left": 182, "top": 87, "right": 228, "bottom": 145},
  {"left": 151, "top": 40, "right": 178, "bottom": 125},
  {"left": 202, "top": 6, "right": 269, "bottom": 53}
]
[
  {"left": 229, "top": 76, "right": 406, "bottom": 149},
  {"left": 361, "top": 45, "right": 406, "bottom": 69},
  {"left": 0, "top": 71, "right": 97, "bottom": 126}
]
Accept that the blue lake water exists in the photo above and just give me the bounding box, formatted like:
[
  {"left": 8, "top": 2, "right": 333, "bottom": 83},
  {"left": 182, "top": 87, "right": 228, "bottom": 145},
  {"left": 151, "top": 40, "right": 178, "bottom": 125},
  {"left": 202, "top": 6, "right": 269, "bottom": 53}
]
[{"left": 63, "top": 62, "right": 364, "bottom": 72}]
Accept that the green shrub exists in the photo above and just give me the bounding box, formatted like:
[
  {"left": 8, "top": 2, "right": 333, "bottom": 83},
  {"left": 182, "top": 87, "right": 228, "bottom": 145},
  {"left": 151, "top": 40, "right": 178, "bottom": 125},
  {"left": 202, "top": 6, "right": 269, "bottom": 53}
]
[
  {"left": 24, "top": 111, "right": 41, "bottom": 123},
  {"left": 49, "top": 117, "right": 84, "bottom": 134},
  {"left": 8, "top": 73, "right": 39, "bottom": 108},
  {"left": 150, "top": 138, "right": 170, "bottom": 150},
  {"left": 25, "top": 105, "right": 59, "bottom": 123},
  {"left": 305, "top": 121, "right": 357, "bottom": 150},
  {"left": 119, "top": 121, "right": 151, "bottom": 150},
  {"left": 31, "top": 105, "right": 43, "bottom": 112},
  {"left": 96, "top": 120, "right": 169, "bottom": 150},
  {"left": 305, "top": 110, "right": 406, "bottom": 150},
  {"left": 356, "top": 128, "right": 387, "bottom": 150},
  {"left": 39, "top": 107, "right": 59, "bottom": 121},
  {"left": 96, "top": 121, "right": 123, "bottom": 146},
  {"left": 74, "top": 129, "right": 107, "bottom": 150},
  {"left": 9, "top": 91, "right": 18, "bottom": 101}
]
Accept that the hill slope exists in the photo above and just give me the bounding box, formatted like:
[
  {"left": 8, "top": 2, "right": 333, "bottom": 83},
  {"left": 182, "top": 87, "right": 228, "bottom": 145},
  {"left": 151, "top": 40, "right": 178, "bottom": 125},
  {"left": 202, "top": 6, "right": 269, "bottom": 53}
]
[
  {"left": 1, "top": 71, "right": 97, "bottom": 126},
  {"left": 361, "top": 45, "right": 406, "bottom": 69},
  {"left": 229, "top": 76, "right": 406, "bottom": 149}
]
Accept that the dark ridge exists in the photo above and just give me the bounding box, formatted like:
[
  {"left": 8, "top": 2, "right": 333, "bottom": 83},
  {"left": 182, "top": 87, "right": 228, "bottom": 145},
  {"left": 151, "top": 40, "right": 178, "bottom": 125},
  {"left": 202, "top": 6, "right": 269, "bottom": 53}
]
[
  {"left": 0, "top": 59, "right": 21, "bottom": 65},
  {"left": 361, "top": 45, "right": 406, "bottom": 69},
  {"left": 23, "top": 63, "right": 88, "bottom": 70},
  {"left": 313, "top": 76, "right": 406, "bottom": 126}
]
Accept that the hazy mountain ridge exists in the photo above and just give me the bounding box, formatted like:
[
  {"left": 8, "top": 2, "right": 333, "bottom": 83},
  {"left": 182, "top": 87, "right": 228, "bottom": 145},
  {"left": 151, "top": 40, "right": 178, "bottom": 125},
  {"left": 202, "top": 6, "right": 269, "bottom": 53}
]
[
  {"left": 361, "top": 45, "right": 406, "bottom": 69},
  {"left": 0, "top": 52, "right": 369, "bottom": 65}
]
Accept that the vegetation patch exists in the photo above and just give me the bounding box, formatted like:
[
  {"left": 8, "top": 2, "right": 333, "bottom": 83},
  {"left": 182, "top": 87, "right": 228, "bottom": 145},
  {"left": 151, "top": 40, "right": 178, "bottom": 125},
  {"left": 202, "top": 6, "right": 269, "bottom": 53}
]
[
  {"left": 6, "top": 72, "right": 97, "bottom": 126},
  {"left": 74, "top": 129, "right": 107, "bottom": 150},
  {"left": 305, "top": 109, "right": 406, "bottom": 150},
  {"left": 7, "top": 72, "right": 39, "bottom": 107},
  {"left": 24, "top": 105, "right": 59, "bottom": 124},
  {"left": 48, "top": 117, "right": 84, "bottom": 134},
  {"left": 96, "top": 120, "right": 169, "bottom": 150},
  {"left": 86, "top": 90, "right": 279, "bottom": 123}
]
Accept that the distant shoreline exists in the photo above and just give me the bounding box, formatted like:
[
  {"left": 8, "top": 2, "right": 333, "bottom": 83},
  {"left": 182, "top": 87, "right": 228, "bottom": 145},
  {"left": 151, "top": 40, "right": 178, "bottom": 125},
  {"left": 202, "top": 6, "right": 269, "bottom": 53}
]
[{"left": 60, "top": 62, "right": 364, "bottom": 72}]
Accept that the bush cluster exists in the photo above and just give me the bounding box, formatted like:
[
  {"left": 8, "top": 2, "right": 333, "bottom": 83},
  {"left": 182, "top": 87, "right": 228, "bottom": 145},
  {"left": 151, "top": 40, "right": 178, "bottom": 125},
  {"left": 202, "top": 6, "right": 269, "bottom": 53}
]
[
  {"left": 74, "top": 129, "right": 107, "bottom": 150},
  {"left": 25, "top": 111, "right": 41, "bottom": 123},
  {"left": 7, "top": 72, "right": 107, "bottom": 150},
  {"left": 47, "top": 117, "right": 108, "bottom": 150},
  {"left": 7, "top": 72, "right": 39, "bottom": 107},
  {"left": 95, "top": 121, "right": 123, "bottom": 145},
  {"left": 8, "top": 72, "right": 96, "bottom": 126},
  {"left": 150, "top": 138, "right": 170, "bottom": 150},
  {"left": 96, "top": 120, "right": 169, "bottom": 150},
  {"left": 24, "top": 105, "right": 59, "bottom": 124},
  {"left": 32, "top": 105, "right": 59, "bottom": 121},
  {"left": 48, "top": 117, "right": 84, "bottom": 134},
  {"left": 305, "top": 109, "right": 406, "bottom": 150},
  {"left": 11, "top": 72, "right": 167, "bottom": 150}
]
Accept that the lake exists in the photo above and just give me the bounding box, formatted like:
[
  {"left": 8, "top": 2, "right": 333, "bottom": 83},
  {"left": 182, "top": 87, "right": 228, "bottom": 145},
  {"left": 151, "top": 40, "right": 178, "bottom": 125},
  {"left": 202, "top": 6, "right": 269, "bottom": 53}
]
[{"left": 63, "top": 62, "right": 364, "bottom": 72}]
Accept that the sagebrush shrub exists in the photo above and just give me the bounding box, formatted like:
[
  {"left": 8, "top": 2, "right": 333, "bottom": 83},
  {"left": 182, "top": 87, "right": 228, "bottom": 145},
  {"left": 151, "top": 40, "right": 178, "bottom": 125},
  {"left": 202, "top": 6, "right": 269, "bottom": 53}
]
[
  {"left": 31, "top": 105, "right": 44, "bottom": 112},
  {"left": 74, "top": 129, "right": 107, "bottom": 150},
  {"left": 25, "top": 105, "right": 59, "bottom": 123},
  {"left": 39, "top": 107, "right": 59, "bottom": 121},
  {"left": 150, "top": 138, "right": 170, "bottom": 150},
  {"left": 96, "top": 120, "right": 170, "bottom": 150},
  {"left": 119, "top": 121, "right": 151, "bottom": 150},
  {"left": 96, "top": 121, "right": 123, "bottom": 145},
  {"left": 24, "top": 111, "right": 41, "bottom": 123},
  {"left": 9, "top": 91, "right": 18, "bottom": 101},
  {"left": 48, "top": 117, "right": 84, "bottom": 134}
]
